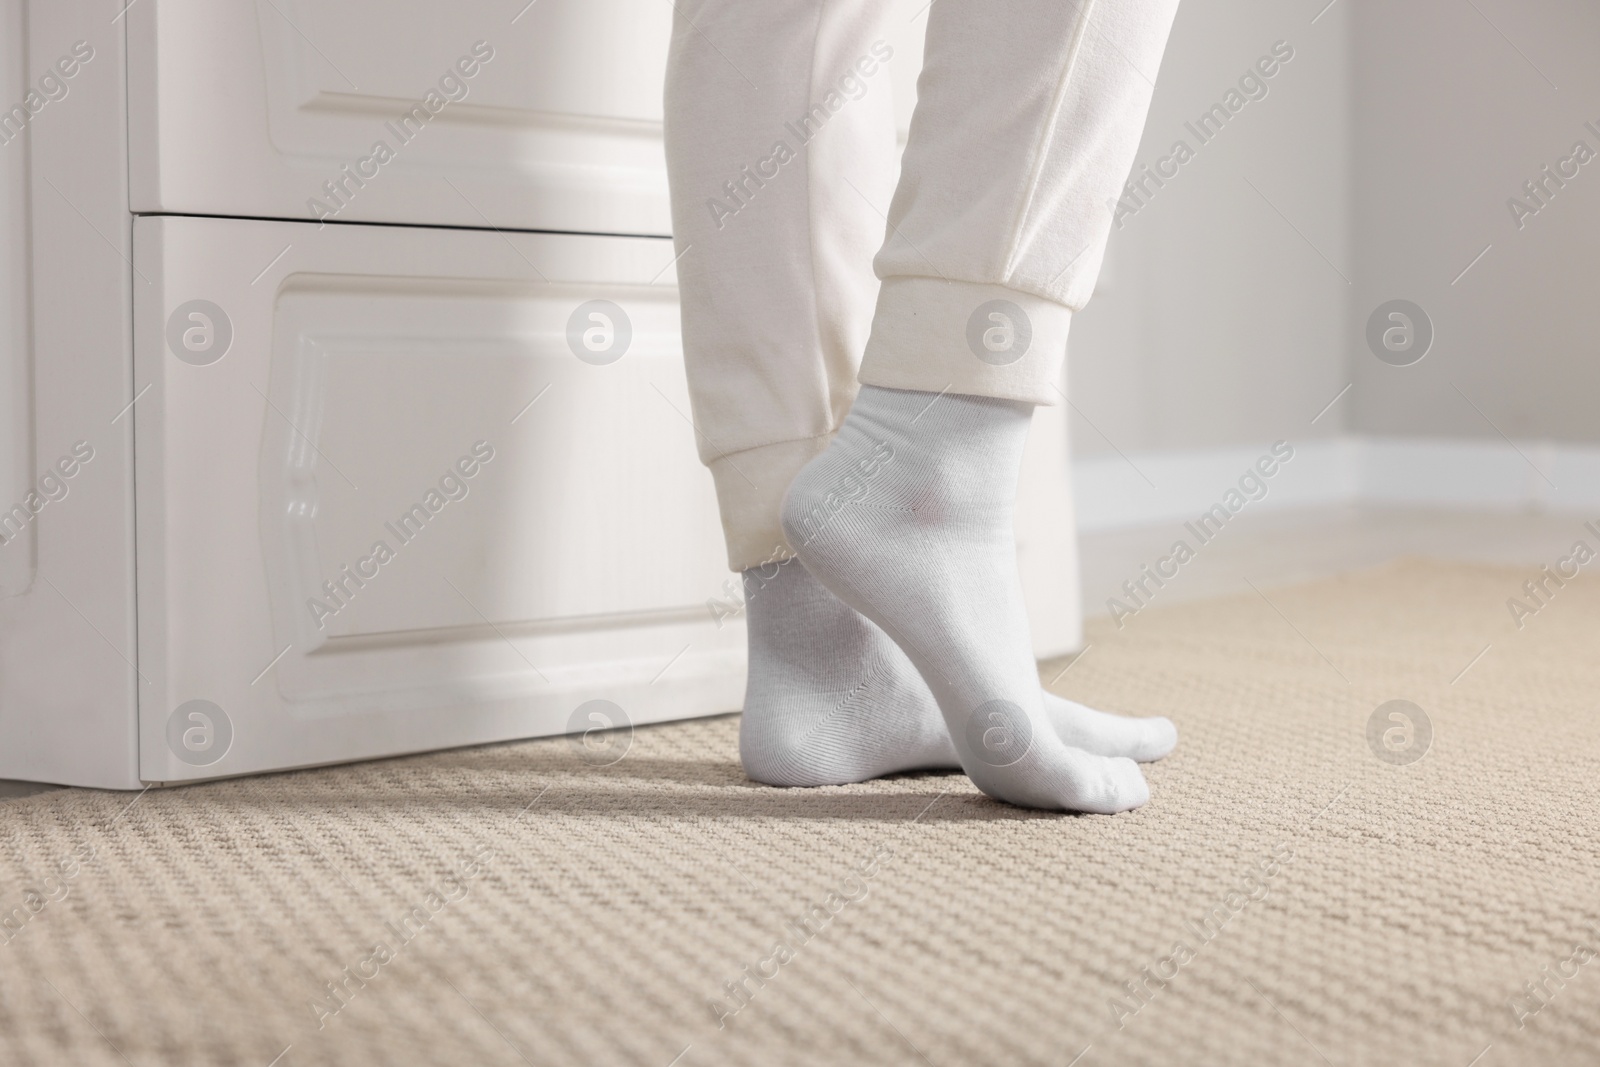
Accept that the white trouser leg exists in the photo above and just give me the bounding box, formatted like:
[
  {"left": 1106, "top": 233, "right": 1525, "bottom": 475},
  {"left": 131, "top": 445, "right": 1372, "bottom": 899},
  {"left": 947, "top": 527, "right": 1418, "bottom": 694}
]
[
  {"left": 664, "top": 0, "right": 897, "bottom": 571},
  {"left": 666, "top": 0, "right": 1181, "bottom": 569},
  {"left": 861, "top": 0, "right": 1182, "bottom": 404}
]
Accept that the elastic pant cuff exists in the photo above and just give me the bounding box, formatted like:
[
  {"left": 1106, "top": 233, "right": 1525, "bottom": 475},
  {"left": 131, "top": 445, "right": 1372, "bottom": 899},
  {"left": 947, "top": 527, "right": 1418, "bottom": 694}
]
[
  {"left": 708, "top": 434, "right": 833, "bottom": 572},
  {"left": 857, "top": 278, "right": 1072, "bottom": 406}
]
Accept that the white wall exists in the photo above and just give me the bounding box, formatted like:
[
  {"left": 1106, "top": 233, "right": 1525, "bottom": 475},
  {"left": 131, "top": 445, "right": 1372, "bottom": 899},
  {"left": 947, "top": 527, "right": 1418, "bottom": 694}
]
[
  {"left": 0, "top": 0, "right": 32, "bottom": 598},
  {"left": 1067, "top": 0, "right": 1600, "bottom": 464},
  {"left": 1350, "top": 0, "right": 1600, "bottom": 444},
  {"left": 1069, "top": 0, "right": 1352, "bottom": 460}
]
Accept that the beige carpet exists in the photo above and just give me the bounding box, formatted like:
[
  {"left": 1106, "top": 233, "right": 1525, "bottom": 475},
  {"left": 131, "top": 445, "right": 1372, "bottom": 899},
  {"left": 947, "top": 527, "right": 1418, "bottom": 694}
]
[{"left": 2, "top": 559, "right": 1598, "bottom": 1066}]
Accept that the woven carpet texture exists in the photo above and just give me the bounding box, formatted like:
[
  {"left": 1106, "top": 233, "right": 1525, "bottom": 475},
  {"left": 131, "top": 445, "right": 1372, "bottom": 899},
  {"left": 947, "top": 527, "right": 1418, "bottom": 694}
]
[{"left": 0, "top": 559, "right": 1596, "bottom": 1066}]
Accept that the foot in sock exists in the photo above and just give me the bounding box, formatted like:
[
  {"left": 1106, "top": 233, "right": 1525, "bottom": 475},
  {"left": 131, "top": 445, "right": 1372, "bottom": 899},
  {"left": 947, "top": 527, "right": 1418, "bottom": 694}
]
[
  {"left": 739, "top": 558, "right": 1176, "bottom": 787},
  {"left": 781, "top": 384, "right": 1152, "bottom": 812}
]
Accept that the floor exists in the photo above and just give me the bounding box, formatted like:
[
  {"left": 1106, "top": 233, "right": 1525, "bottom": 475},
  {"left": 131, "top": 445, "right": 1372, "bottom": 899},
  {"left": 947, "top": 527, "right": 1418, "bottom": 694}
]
[
  {"left": 2, "top": 558, "right": 1595, "bottom": 1065},
  {"left": 0, "top": 504, "right": 1578, "bottom": 800},
  {"left": 1076, "top": 502, "right": 1580, "bottom": 618}
]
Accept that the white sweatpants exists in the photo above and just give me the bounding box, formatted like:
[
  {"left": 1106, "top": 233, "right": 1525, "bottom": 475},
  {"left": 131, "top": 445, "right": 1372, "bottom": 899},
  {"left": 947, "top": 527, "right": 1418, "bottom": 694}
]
[{"left": 664, "top": 0, "right": 1181, "bottom": 571}]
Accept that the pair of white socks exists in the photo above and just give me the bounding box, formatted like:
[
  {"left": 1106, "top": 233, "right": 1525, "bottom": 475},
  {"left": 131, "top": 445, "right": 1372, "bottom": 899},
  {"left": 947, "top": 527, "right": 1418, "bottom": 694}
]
[{"left": 738, "top": 385, "right": 1174, "bottom": 813}]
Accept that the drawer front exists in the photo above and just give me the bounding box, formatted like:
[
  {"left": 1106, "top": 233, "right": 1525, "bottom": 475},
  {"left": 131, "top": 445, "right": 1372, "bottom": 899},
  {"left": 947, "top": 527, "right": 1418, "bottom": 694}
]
[
  {"left": 127, "top": 0, "right": 673, "bottom": 234},
  {"left": 134, "top": 216, "right": 741, "bottom": 782}
]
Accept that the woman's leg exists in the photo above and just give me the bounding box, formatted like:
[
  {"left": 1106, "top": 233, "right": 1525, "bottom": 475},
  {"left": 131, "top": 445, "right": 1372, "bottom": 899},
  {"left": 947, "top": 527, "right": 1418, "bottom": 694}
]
[
  {"left": 664, "top": 0, "right": 895, "bottom": 571},
  {"left": 784, "top": 0, "right": 1184, "bottom": 809},
  {"left": 666, "top": 0, "right": 1178, "bottom": 787},
  {"left": 666, "top": 0, "right": 966, "bottom": 784}
]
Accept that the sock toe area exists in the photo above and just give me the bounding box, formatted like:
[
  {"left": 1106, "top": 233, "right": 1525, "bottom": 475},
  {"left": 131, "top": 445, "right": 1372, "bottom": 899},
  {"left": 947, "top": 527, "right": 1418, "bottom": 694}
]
[
  {"left": 1073, "top": 753, "right": 1151, "bottom": 814},
  {"left": 1043, "top": 693, "right": 1179, "bottom": 763}
]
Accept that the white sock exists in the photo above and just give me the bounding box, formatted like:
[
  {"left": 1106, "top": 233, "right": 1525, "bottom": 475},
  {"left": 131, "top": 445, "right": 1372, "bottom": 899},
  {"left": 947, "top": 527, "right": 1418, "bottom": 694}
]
[
  {"left": 781, "top": 385, "right": 1153, "bottom": 812},
  {"left": 739, "top": 558, "right": 958, "bottom": 787},
  {"left": 740, "top": 559, "right": 1175, "bottom": 786}
]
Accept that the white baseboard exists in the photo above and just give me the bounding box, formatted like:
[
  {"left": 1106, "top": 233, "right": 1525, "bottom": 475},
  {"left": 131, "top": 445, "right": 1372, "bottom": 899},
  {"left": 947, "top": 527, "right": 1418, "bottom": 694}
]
[{"left": 1074, "top": 436, "right": 1600, "bottom": 533}]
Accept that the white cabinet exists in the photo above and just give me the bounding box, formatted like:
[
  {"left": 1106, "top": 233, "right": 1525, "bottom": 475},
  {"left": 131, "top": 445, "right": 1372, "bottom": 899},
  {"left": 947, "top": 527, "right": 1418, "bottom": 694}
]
[
  {"left": 2, "top": 1, "right": 726, "bottom": 790},
  {"left": 126, "top": 0, "right": 674, "bottom": 234}
]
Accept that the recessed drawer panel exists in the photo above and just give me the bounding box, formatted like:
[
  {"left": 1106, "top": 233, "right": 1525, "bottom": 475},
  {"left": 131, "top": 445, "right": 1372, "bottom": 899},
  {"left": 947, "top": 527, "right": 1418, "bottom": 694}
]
[
  {"left": 134, "top": 216, "right": 741, "bottom": 782},
  {"left": 127, "top": 0, "right": 673, "bottom": 233}
]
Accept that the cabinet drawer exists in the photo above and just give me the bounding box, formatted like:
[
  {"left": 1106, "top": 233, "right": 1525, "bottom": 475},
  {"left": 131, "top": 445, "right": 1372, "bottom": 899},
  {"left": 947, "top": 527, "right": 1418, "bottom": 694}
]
[
  {"left": 127, "top": 0, "right": 672, "bottom": 234},
  {"left": 134, "top": 216, "right": 740, "bottom": 782}
]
